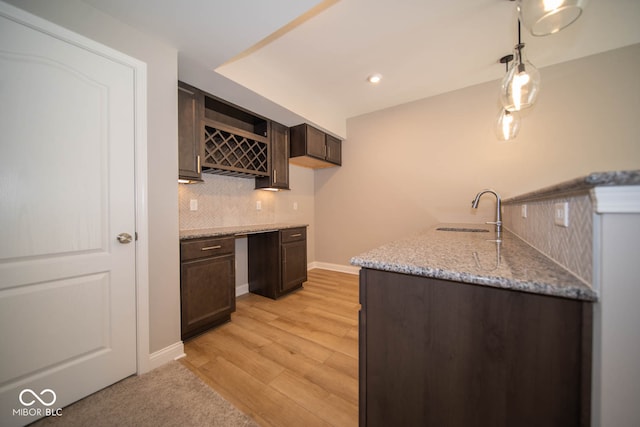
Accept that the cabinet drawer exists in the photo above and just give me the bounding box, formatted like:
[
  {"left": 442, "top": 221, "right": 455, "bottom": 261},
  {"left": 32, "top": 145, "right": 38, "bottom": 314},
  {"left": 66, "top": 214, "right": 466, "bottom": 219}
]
[
  {"left": 181, "top": 236, "right": 234, "bottom": 261},
  {"left": 281, "top": 227, "right": 306, "bottom": 243}
]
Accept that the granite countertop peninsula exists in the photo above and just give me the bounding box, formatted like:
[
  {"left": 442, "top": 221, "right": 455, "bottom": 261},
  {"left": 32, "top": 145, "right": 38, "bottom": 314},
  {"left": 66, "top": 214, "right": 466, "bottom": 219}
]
[
  {"left": 180, "top": 223, "right": 308, "bottom": 240},
  {"left": 350, "top": 224, "right": 597, "bottom": 302}
]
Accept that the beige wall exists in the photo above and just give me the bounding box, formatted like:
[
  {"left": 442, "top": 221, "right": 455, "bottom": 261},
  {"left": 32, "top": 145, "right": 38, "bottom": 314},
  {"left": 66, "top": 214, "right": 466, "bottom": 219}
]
[
  {"left": 7, "top": 0, "right": 182, "bottom": 353},
  {"left": 315, "top": 44, "right": 640, "bottom": 267}
]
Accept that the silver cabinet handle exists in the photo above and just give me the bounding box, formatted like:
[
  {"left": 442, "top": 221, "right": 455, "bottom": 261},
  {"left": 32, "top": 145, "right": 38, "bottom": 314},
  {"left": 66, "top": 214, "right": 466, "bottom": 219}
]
[
  {"left": 273, "top": 169, "right": 277, "bottom": 183},
  {"left": 197, "top": 155, "right": 201, "bottom": 173},
  {"left": 290, "top": 233, "right": 302, "bottom": 238},
  {"left": 117, "top": 233, "right": 133, "bottom": 244},
  {"left": 201, "top": 245, "right": 222, "bottom": 251}
]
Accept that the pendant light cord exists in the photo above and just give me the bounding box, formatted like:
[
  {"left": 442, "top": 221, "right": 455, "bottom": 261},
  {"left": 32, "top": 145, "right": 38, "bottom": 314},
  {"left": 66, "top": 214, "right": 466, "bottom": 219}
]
[
  {"left": 518, "top": 19, "right": 522, "bottom": 45},
  {"left": 517, "top": 20, "right": 523, "bottom": 63}
]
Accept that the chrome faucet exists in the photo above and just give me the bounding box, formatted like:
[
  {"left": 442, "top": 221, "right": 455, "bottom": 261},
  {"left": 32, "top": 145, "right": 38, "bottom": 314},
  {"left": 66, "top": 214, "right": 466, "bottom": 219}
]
[{"left": 471, "top": 189, "right": 502, "bottom": 235}]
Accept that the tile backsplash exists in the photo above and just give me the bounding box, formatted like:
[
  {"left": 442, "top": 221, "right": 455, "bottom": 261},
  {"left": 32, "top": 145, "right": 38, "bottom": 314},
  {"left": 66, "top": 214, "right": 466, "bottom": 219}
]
[
  {"left": 178, "top": 174, "right": 277, "bottom": 230},
  {"left": 178, "top": 165, "right": 314, "bottom": 233},
  {"left": 503, "top": 193, "right": 593, "bottom": 286}
]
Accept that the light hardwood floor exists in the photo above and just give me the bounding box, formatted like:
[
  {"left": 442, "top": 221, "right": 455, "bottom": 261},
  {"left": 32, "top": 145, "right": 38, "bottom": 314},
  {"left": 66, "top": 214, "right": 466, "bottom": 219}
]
[{"left": 181, "top": 269, "right": 360, "bottom": 427}]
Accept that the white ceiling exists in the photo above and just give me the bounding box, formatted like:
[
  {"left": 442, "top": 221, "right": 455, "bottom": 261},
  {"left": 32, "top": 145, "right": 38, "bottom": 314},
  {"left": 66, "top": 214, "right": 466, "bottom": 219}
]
[{"left": 82, "top": 0, "right": 640, "bottom": 137}]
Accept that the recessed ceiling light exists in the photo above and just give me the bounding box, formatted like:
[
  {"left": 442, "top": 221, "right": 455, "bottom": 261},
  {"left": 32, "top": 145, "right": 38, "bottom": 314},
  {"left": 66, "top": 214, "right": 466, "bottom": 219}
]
[{"left": 367, "top": 73, "right": 382, "bottom": 84}]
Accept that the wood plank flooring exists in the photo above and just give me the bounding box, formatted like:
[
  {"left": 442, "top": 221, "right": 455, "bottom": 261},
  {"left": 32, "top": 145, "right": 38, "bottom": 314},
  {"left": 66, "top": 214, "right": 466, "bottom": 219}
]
[{"left": 181, "top": 269, "right": 360, "bottom": 427}]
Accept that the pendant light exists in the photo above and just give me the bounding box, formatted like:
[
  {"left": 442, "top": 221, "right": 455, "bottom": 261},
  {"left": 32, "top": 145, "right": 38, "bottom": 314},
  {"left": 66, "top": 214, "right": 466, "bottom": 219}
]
[
  {"left": 496, "top": 55, "right": 521, "bottom": 141},
  {"left": 500, "top": 20, "right": 541, "bottom": 112},
  {"left": 517, "top": 0, "right": 588, "bottom": 36},
  {"left": 496, "top": 109, "right": 521, "bottom": 141}
]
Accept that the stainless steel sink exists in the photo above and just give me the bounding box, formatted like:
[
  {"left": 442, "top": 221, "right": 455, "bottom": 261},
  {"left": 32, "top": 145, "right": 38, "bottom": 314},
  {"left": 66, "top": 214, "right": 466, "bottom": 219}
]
[{"left": 436, "top": 227, "right": 489, "bottom": 232}]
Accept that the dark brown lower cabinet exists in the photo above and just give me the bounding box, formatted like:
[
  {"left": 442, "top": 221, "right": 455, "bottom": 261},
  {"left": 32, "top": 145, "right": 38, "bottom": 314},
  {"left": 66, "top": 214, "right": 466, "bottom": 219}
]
[
  {"left": 248, "top": 227, "right": 307, "bottom": 299},
  {"left": 359, "top": 268, "right": 593, "bottom": 427},
  {"left": 180, "top": 236, "right": 235, "bottom": 340}
]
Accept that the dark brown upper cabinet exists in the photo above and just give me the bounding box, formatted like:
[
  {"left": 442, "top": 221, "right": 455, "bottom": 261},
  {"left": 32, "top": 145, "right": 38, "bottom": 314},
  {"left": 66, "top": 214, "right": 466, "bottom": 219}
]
[
  {"left": 201, "top": 95, "right": 270, "bottom": 178},
  {"left": 289, "top": 123, "right": 342, "bottom": 169},
  {"left": 255, "top": 121, "right": 290, "bottom": 190},
  {"left": 178, "top": 82, "right": 202, "bottom": 182},
  {"left": 177, "top": 80, "right": 271, "bottom": 180},
  {"left": 325, "top": 134, "right": 342, "bottom": 165}
]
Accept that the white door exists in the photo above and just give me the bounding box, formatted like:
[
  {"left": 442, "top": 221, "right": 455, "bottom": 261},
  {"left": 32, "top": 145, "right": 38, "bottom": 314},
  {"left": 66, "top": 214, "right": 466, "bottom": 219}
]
[{"left": 0, "top": 5, "right": 137, "bottom": 426}]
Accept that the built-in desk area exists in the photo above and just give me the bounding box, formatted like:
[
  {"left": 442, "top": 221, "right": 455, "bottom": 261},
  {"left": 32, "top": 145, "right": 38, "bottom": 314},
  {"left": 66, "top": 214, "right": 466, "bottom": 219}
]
[{"left": 179, "top": 223, "right": 308, "bottom": 340}]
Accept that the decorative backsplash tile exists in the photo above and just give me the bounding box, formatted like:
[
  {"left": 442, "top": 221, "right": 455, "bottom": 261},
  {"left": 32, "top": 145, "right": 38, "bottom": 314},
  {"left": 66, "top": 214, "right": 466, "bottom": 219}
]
[
  {"left": 178, "top": 174, "right": 277, "bottom": 230},
  {"left": 503, "top": 194, "right": 593, "bottom": 286}
]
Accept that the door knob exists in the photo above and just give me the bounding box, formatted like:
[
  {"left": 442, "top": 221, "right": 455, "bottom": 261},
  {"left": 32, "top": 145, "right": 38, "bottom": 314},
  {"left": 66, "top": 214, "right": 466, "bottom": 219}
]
[{"left": 117, "top": 233, "right": 133, "bottom": 244}]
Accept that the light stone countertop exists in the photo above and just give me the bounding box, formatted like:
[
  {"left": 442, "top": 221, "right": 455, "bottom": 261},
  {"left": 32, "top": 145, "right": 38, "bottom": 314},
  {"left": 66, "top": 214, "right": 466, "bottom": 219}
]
[
  {"left": 350, "top": 224, "right": 597, "bottom": 302},
  {"left": 504, "top": 169, "right": 640, "bottom": 203},
  {"left": 180, "top": 223, "right": 308, "bottom": 240}
]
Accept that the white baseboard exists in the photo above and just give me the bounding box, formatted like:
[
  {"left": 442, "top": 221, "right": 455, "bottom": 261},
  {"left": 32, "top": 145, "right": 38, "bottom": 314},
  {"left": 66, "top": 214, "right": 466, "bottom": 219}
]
[
  {"left": 234, "top": 264, "right": 359, "bottom": 300},
  {"left": 308, "top": 261, "right": 360, "bottom": 275},
  {"left": 236, "top": 283, "right": 249, "bottom": 297},
  {"left": 146, "top": 341, "right": 185, "bottom": 371}
]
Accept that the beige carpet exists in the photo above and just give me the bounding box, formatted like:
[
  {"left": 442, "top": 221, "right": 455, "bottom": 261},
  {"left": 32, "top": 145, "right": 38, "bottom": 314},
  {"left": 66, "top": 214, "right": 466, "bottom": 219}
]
[{"left": 30, "top": 361, "right": 258, "bottom": 427}]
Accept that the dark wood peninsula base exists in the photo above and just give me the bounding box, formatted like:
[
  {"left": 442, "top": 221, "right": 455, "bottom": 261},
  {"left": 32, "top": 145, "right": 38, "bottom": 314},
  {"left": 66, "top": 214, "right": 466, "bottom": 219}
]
[{"left": 358, "top": 268, "right": 592, "bottom": 427}]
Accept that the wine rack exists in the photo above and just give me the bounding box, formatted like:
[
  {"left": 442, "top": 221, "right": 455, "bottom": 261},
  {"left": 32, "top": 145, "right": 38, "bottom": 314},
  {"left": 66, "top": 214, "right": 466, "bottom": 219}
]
[{"left": 201, "top": 119, "right": 269, "bottom": 178}]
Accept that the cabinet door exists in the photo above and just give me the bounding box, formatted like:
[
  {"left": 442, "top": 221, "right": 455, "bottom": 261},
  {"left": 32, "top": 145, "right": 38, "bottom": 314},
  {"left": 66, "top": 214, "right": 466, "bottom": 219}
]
[
  {"left": 181, "top": 254, "right": 235, "bottom": 339},
  {"left": 290, "top": 123, "right": 342, "bottom": 169},
  {"left": 281, "top": 240, "right": 307, "bottom": 292},
  {"left": 271, "top": 121, "right": 290, "bottom": 188},
  {"left": 325, "top": 134, "right": 342, "bottom": 165},
  {"left": 178, "top": 84, "right": 201, "bottom": 181},
  {"left": 256, "top": 121, "right": 289, "bottom": 189},
  {"left": 306, "top": 124, "right": 326, "bottom": 159}
]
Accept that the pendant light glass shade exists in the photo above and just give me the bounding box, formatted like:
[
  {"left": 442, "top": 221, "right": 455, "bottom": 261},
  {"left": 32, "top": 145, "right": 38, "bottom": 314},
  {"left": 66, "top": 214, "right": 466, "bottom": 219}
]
[
  {"left": 496, "top": 109, "right": 521, "bottom": 141},
  {"left": 500, "top": 44, "right": 540, "bottom": 111},
  {"left": 517, "top": 0, "right": 588, "bottom": 36}
]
